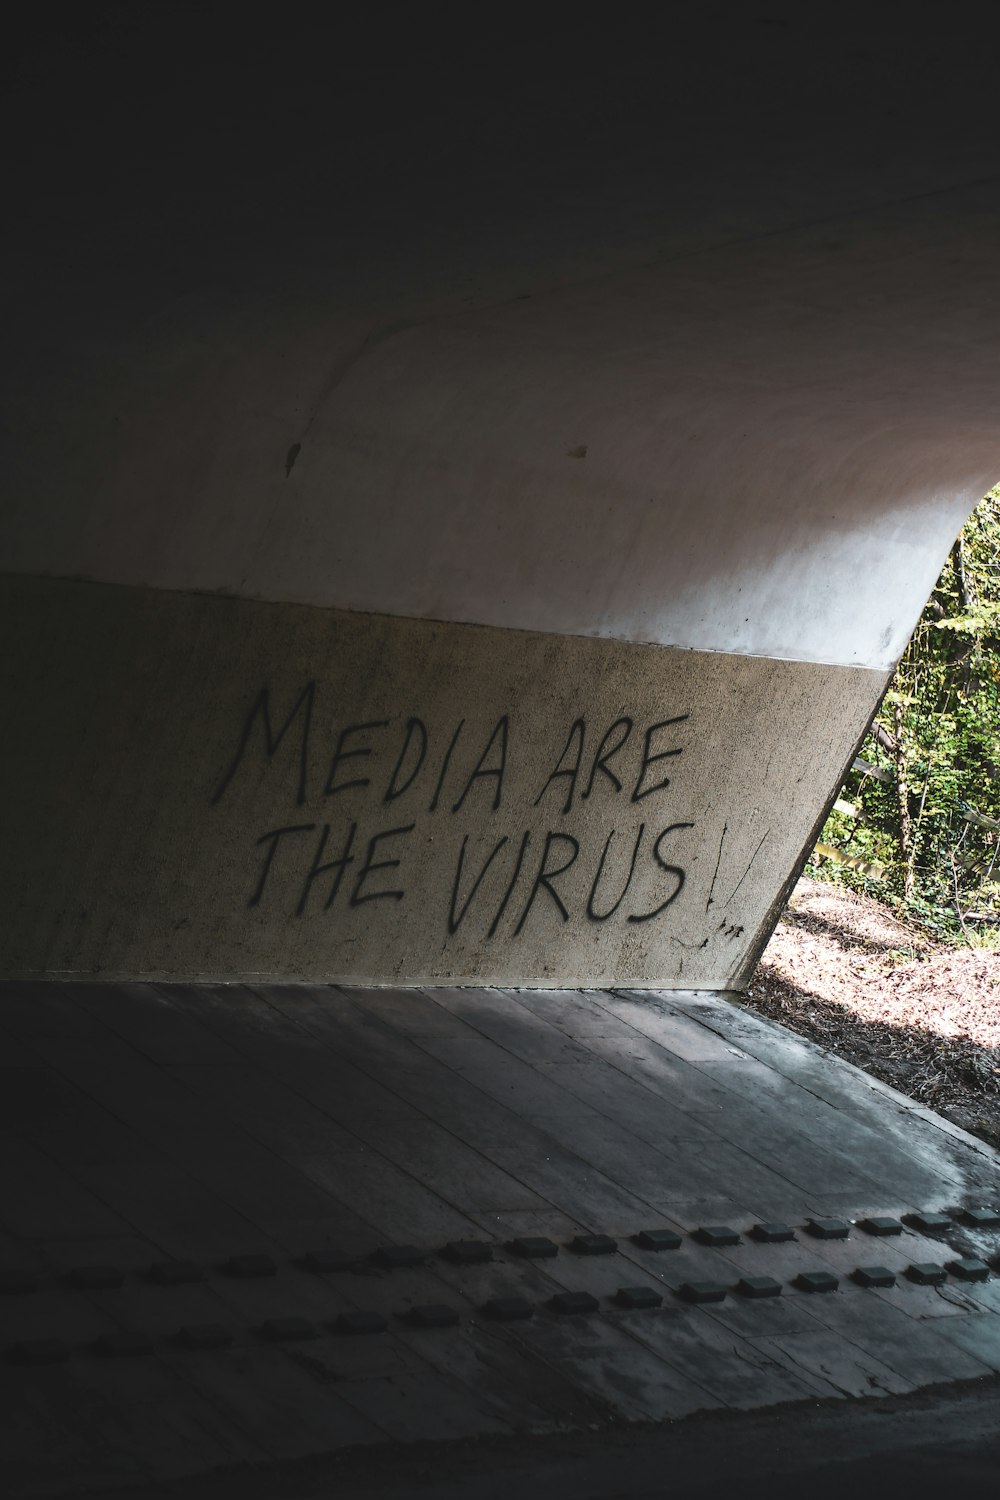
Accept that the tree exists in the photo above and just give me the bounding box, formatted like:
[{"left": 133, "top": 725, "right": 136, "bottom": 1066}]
[{"left": 808, "top": 485, "right": 1000, "bottom": 941}]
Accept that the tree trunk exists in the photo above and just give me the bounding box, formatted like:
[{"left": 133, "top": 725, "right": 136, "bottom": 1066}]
[
  {"left": 893, "top": 699, "right": 915, "bottom": 900},
  {"left": 951, "top": 535, "right": 974, "bottom": 611}
]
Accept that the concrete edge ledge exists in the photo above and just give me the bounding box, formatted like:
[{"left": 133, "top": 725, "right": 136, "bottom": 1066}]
[
  {"left": 46, "top": 1372, "right": 1000, "bottom": 1500},
  {"left": 614, "top": 987, "right": 1000, "bottom": 1165}
]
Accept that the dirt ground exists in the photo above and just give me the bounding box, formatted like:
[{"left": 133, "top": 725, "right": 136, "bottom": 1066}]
[{"left": 744, "top": 877, "right": 1000, "bottom": 1147}]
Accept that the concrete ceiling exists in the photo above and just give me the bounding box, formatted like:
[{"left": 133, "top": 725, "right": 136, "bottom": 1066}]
[{"left": 5, "top": 5, "right": 1000, "bottom": 667}]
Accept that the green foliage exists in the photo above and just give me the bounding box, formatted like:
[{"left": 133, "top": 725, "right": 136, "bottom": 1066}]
[{"left": 806, "top": 486, "right": 1000, "bottom": 943}]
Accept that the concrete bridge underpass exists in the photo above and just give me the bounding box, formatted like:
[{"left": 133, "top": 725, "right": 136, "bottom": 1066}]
[{"left": 3, "top": 7, "right": 1000, "bottom": 1495}]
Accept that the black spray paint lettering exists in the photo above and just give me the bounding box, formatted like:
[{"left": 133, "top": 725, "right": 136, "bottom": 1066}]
[
  {"left": 627, "top": 823, "right": 694, "bottom": 921},
  {"left": 581, "top": 717, "right": 633, "bottom": 799},
  {"left": 444, "top": 821, "right": 694, "bottom": 938},
  {"left": 248, "top": 823, "right": 317, "bottom": 906},
  {"left": 451, "top": 716, "right": 509, "bottom": 814},
  {"left": 216, "top": 685, "right": 698, "bottom": 933},
  {"left": 586, "top": 824, "right": 645, "bottom": 921},
  {"left": 213, "top": 682, "right": 316, "bottom": 807},
  {"left": 249, "top": 820, "right": 417, "bottom": 913},
  {"left": 428, "top": 720, "right": 464, "bottom": 812},
  {"left": 350, "top": 824, "right": 416, "bottom": 906},
  {"left": 248, "top": 817, "right": 694, "bottom": 929},
  {"left": 631, "top": 717, "right": 689, "bottom": 802},
  {"left": 324, "top": 721, "right": 389, "bottom": 797},
  {"left": 487, "top": 830, "right": 532, "bottom": 939},
  {"left": 214, "top": 690, "right": 687, "bottom": 819},
  {"left": 447, "top": 834, "right": 510, "bottom": 935},
  {"left": 534, "top": 714, "right": 683, "bottom": 814},
  {"left": 296, "top": 821, "right": 358, "bottom": 916},
  {"left": 384, "top": 718, "right": 428, "bottom": 803},
  {"left": 514, "top": 833, "right": 579, "bottom": 934},
  {"left": 533, "top": 719, "right": 585, "bottom": 814},
  {"left": 443, "top": 827, "right": 532, "bottom": 940}
]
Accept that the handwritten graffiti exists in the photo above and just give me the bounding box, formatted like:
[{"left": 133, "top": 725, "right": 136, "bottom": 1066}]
[{"left": 212, "top": 684, "right": 695, "bottom": 937}]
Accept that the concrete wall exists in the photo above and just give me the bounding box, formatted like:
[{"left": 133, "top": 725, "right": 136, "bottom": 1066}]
[{"left": 0, "top": 576, "right": 884, "bottom": 986}]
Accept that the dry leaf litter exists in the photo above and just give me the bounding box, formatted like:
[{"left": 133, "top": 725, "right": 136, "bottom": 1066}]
[{"left": 742, "top": 876, "right": 1000, "bottom": 1146}]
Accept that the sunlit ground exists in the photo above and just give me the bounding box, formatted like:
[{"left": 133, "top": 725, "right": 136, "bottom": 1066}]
[{"left": 744, "top": 876, "right": 1000, "bottom": 1145}]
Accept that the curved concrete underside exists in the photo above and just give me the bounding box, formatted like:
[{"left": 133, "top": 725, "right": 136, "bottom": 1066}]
[
  {"left": 7, "top": 196, "right": 1000, "bottom": 671},
  {"left": 3, "top": 6, "right": 1000, "bottom": 987}
]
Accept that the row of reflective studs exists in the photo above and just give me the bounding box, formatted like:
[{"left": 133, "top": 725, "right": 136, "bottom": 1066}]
[
  {"left": 7, "top": 1254, "right": 994, "bottom": 1366},
  {"left": 4, "top": 1207, "right": 998, "bottom": 1298},
  {"left": 8, "top": 1208, "right": 999, "bottom": 1367}
]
